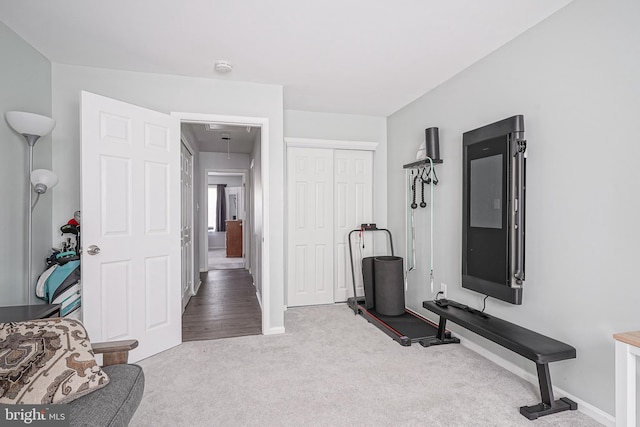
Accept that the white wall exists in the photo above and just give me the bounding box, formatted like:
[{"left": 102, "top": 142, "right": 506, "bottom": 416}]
[
  {"left": 51, "top": 64, "right": 285, "bottom": 332},
  {"left": 0, "top": 22, "right": 52, "bottom": 305},
  {"left": 284, "top": 110, "right": 388, "bottom": 227},
  {"left": 207, "top": 175, "right": 242, "bottom": 186},
  {"left": 200, "top": 152, "right": 250, "bottom": 172},
  {"left": 387, "top": 0, "right": 640, "bottom": 418}
]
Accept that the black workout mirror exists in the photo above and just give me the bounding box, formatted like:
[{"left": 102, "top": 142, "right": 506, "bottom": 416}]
[{"left": 462, "top": 115, "right": 526, "bottom": 305}]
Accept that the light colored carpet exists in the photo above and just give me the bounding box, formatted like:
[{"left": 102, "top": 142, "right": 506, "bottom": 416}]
[
  {"left": 208, "top": 248, "right": 244, "bottom": 270},
  {"left": 131, "top": 305, "right": 602, "bottom": 427}
]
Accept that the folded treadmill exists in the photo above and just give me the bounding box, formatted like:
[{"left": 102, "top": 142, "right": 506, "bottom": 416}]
[{"left": 346, "top": 225, "right": 458, "bottom": 347}]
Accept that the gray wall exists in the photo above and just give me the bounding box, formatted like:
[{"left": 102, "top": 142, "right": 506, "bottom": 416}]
[
  {"left": 387, "top": 0, "right": 640, "bottom": 418},
  {"left": 0, "top": 22, "right": 52, "bottom": 305},
  {"left": 51, "top": 64, "right": 285, "bottom": 332}
]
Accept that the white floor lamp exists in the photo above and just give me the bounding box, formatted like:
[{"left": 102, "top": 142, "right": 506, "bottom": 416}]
[{"left": 5, "top": 111, "right": 57, "bottom": 306}]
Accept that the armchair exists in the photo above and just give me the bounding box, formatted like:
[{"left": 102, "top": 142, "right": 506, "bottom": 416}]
[{"left": 68, "top": 340, "right": 145, "bottom": 427}]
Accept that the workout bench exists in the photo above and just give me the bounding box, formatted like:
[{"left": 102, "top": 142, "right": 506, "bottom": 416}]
[{"left": 423, "top": 299, "right": 577, "bottom": 420}]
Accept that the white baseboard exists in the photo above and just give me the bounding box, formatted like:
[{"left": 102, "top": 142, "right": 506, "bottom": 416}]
[
  {"left": 265, "top": 326, "right": 285, "bottom": 335},
  {"left": 256, "top": 290, "right": 262, "bottom": 309},
  {"left": 193, "top": 279, "right": 202, "bottom": 295},
  {"left": 459, "top": 337, "right": 615, "bottom": 426}
]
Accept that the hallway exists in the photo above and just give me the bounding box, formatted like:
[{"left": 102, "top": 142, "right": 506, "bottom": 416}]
[{"left": 182, "top": 269, "right": 262, "bottom": 342}]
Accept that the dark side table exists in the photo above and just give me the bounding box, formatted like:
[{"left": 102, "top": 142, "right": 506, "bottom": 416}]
[{"left": 0, "top": 304, "right": 61, "bottom": 322}]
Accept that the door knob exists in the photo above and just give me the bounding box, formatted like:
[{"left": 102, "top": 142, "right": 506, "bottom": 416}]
[{"left": 87, "top": 245, "right": 101, "bottom": 255}]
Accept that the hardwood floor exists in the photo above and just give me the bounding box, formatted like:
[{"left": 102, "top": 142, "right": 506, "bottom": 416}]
[{"left": 182, "top": 269, "right": 262, "bottom": 342}]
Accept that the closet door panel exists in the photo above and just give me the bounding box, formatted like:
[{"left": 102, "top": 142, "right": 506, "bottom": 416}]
[
  {"left": 287, "top": 148, "right": 335, "bottom": 306},
  {"left": 334, "top": 150, "right": 373, "bottom": 302}
]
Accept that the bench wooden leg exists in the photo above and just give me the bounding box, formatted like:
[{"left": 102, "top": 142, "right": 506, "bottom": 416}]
[{"left": 519, "top": 363, "right": 578, "bottom": 420}]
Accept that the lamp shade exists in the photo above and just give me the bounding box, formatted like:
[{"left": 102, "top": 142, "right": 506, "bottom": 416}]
[
  {"left": 5, "top": 111, "right": 56, "bottom": 137},
  {"left": 30, "top": 169, "right": 58, "bottom": 194}
]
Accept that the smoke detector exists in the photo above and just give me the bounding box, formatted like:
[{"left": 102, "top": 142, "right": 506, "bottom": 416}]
[{"left": 214, "top": 60, "right": 233, "bottom": 73}]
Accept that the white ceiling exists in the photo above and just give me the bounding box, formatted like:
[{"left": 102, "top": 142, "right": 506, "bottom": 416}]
[
  {"left": 182, "top": 123, "right": 258, "bottom": 154},
  {"left": 0, "top": 0, "right": 573, "bottom": 116}
]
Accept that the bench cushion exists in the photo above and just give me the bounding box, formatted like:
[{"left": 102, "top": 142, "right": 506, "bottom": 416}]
[
  {"left": 68, "top": 364, "right": 144, "bottom": 427},
  {"left": 423, "top": 300, "right": 576, "bottom": 364}
]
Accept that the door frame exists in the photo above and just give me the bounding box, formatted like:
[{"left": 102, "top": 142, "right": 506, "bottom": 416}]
[
  {"left": 205, "top": 169, "right": 249, "bottom": 270},
  {"left": 173, "top": 112, "right": 270, "bottom": 335}
]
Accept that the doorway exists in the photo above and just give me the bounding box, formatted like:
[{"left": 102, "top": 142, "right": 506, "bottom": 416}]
[
  {"left": 207, "top": 171, "right": 247, "bottom": 270},
  {"left": 177, "top": 116, "right": 265, "bottom": 341}
]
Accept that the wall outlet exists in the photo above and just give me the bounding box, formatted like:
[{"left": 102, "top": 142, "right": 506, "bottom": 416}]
[{"left": 441, "top": 283, "right": 447, "bottom": 298}]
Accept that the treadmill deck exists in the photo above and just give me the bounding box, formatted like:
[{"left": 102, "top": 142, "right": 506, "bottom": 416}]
[{"left": 348, "top": 297, "right": 442, "bottom": 346}]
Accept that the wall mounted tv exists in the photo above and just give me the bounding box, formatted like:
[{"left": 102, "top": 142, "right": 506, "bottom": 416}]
[{"left": 462, "top": 115, "right": 526, "bottom": 305}]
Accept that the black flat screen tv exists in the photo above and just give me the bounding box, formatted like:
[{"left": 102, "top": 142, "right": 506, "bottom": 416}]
[{"left": 462, "top": 115, "right": 526, "bottom": 305}]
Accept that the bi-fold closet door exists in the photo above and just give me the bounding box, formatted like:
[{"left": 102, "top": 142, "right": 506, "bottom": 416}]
[{"left": 287, "top": 146, "right": 373, "bottom": 307}]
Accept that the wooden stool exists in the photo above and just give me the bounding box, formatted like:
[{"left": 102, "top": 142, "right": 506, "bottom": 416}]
[{"left": 614, "top": 331, "right": 640, "bottom": 426}]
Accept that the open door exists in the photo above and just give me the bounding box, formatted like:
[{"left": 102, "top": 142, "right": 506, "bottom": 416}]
[
  {"left": 181, "top": 141, "right": 194, "bottom": 310},
  {"left": 80, "top": 91, "right": 181, "bottom": 362}
]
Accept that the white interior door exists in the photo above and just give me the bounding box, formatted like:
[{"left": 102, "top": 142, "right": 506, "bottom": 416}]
[
  {"left": 334, "top": 150, "right": 373, "bottom": 302},
  {"left": 181, "top": 142, "right": 194, "bottom": 310},
  {"left": 287, "top": 147, "right": 334, "bottom": 306},
  {"left": 81, "top": 91, "right": 181, "bottom": 362}
]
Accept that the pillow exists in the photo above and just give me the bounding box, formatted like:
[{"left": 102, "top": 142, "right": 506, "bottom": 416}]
[{"left": 0, "top": 318, "right": 110, "bottom": 404}]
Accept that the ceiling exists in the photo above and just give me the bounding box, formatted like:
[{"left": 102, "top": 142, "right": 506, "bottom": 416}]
[
  {"left": 182, "top": 123, "right": 258, "bottom": 154},
  {"left": 0, "top": 1, "right": 573, "bottom": 116}
]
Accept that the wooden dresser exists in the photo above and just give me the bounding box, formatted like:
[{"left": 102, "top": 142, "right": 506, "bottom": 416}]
[{"left": 226, "top": 220, "right": 243, "bottom": 257}]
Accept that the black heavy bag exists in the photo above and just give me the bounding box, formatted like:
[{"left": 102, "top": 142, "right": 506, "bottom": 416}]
[{"left": 373, "top": 256, "right": 405, "bottom": 316}]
